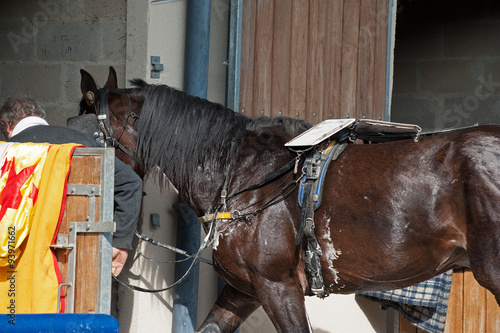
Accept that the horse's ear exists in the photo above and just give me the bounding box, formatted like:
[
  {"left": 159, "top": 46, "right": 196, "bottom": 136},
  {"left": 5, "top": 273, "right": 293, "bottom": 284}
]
[
  {"left": 104, "top": 66, "right": 118, "bottom": 90},
  {"left": 80, "top": 69, "right": 99, "bottom": 107}
]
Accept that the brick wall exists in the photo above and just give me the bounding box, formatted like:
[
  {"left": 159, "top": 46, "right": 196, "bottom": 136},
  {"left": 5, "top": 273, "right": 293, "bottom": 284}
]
[
  {"left": 391, "top": 0, "right": 500, "bottom": 131},
  {"left": 0, "top": 0, "right": 127, "bottom": 128}
]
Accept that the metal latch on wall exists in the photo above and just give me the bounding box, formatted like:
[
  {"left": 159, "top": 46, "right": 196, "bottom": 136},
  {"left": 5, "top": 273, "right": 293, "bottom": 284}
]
[{"left": 151, "top": 56, "right": 164, "bottom": 79}]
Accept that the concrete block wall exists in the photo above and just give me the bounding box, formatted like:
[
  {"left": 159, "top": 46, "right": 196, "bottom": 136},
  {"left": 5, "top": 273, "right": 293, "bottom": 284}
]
[
  {"left": 391, "top": 0, "right": 500, "bottom": 131},
  {"left": 0, "top": 0, "right": 127, "bottom": 127}
]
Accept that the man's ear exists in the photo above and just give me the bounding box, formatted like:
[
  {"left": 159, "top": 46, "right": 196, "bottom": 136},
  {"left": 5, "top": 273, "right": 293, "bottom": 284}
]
[{"left": 0, "top": 119, "right": 12, "bottom": 139}]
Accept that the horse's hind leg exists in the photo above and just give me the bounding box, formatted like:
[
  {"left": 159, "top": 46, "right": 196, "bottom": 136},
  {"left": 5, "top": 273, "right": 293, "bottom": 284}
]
[
  {"left": 256, "top": 280, "right": 311, "bottom": 333},
  {"left": 197, "top": 284, "right": 260, "bottom": 333}
]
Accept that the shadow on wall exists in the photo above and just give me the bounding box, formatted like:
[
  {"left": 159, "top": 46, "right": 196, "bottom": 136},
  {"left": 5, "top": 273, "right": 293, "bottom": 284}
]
[
  {"left": 356, "top": 295, "right": 391, "bottom": 332},
  {"left": 114, "top": 176, "right": 179, "bottom": 333}
]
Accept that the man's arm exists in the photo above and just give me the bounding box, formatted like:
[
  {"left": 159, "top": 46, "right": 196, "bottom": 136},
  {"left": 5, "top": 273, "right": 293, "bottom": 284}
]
[{"left": 111, "top": 157, "right": 142, "bottom": 275}]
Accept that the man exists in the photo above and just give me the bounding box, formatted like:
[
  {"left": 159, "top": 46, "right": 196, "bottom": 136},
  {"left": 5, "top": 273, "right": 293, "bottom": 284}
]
[{"left": 0, "top": 97, "right": 142, "bottom": 276}]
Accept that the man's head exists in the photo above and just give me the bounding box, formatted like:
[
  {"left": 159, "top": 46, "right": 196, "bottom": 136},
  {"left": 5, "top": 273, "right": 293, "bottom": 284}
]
[{"left": 0, "top": 97, "right": 46, "bottom": 138}]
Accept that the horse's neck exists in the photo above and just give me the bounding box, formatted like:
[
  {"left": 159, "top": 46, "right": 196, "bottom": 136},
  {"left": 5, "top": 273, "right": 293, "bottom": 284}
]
[
  {"left": 183, "top": 173, "right": 223, "bottom": 216},
  {"left": 220, "top": 130, "right": 293, "bottom": 210},
  {"left": 173, "top": 126, "right": 293, "bottom": 216}
]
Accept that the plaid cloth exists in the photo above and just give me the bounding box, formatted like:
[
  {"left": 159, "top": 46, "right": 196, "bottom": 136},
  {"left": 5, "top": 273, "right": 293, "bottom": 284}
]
[{"left": 358, "top": 270, "right": 453, "bottom": 333}]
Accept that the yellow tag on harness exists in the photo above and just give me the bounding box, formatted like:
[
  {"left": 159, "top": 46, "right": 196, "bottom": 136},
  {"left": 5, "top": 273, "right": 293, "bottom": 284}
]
[{"left": 198, "top": 212, "right": 232, "bottom": 224}]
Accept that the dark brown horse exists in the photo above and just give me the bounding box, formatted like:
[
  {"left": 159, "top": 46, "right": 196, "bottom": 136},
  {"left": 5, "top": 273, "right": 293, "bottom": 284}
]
[{"left": 80, "top": 68, "right": 500, "bottom": 332}]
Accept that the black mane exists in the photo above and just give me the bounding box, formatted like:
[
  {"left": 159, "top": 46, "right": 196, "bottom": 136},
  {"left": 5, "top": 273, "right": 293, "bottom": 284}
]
[{"left": 133, "top": 79, "right": 311, "bottom": 195}]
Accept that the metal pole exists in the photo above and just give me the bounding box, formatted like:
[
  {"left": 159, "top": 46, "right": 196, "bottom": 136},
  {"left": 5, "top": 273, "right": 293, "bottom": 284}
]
[
  {"left": 172, "top": 1, "right": 211, "bottom": 332},
  {"left": 385, "top": 0, "right": 396, "bottom": 121},
  {"left": 219, "top": 2, "right": 242, "bottom": 331},
  {"left": 183, "top": 0, "right": 212, "bottom": 100},
  {"left": 226, "top": 0, "right": 243, "bottom": 112}
]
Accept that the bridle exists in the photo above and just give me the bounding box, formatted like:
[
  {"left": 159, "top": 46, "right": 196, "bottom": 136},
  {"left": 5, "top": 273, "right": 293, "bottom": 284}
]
[{"left": 92, "top": 88, "right": 143, "bottom": 168}]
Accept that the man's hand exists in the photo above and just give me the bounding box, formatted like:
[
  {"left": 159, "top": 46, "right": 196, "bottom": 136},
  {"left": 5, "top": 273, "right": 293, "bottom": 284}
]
[{"left": 112, "top": 247, "right": 129, "bottom": 276}]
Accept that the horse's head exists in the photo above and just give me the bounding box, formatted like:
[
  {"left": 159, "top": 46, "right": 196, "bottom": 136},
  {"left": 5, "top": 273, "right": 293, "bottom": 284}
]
[{"left": 78, "top": 67, "right": 145, "bottom": 177}]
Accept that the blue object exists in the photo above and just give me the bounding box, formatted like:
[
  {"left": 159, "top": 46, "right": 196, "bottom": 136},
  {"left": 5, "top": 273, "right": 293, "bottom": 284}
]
[
  {"left": 173, "top": 1, "right": 211, "bottom": 332},
  {"left": 0, "top": 314, "right": 119, "bottom": 332}
]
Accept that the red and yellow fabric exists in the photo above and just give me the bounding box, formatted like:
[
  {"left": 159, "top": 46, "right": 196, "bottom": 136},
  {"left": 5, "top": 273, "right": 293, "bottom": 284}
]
[{"left": 0, "top": 142, "right": 81, "bottom": 313}]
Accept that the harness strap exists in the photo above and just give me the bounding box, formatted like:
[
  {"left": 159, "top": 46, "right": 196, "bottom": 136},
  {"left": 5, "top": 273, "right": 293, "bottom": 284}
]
[
  {"left": 295, "top": 140, "right": 341, "bottom": 244},
  {"left": 298, "top": 177, "right": 328, "bottom": 298},
  {"left": 227, "top": 155, "right": 305, "bottom": 201},
  {"left": 203, "top": 156, "right": 305, "bottom": 224},
  {"left": 295, "top": 181, "right": 313, "bottom": 245},
  {"left": 199, "top": 212, "right": 232, "bottom": 224},
  {"left": 294, "top": 139, "right": 348, "bottom": 298},
  {"left": 298, "top": 140, "right": 346, "bottom": 209}
]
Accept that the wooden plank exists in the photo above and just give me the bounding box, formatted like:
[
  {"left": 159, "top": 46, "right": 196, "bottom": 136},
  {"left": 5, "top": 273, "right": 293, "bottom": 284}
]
[
  {"left": 444, "top": 269, "right": 464, "bottom": 333},
  {"left": 356, "top": 0, "right": 377, "bottom": 119},
  {"left": 340, "top": 0, "right": 361, "bottom": 119},
  {"left": 74, "top": 232, "right": 100, "bottom": 313},
  {"left": 306, "top": 0, "right": 328, "bottom": 124},
  {"left": 374, "top": 0, "right": 390, "bottom": 120},
  {"left": 76, "top": 156, "right": 101, "bottom": 314},
  {"left": 289, "top": 0, "right": 309, "bottom": 120},
  {"left": 252, "top": 0, "right": 274, "bottom": 118},
  {"left": 486, "top": 289, "right": 500, "bottom": 333},
  {"left": 324, "top": 0, "right": 344, "bottom": 120},
  {"left": 464, "top": 269, "right": 486, "bottom": 333},
  {"left": 239, "top": 0, "right": 257, "bottom": 116},
  {"left": 271, "top": 0, "right": 291, "bottom": 118}
]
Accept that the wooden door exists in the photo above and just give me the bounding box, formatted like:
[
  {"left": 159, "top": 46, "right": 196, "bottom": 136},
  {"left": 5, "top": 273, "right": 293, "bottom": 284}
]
[{"left": 239, "top": 0, "right": 392, "bottom": 124}]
